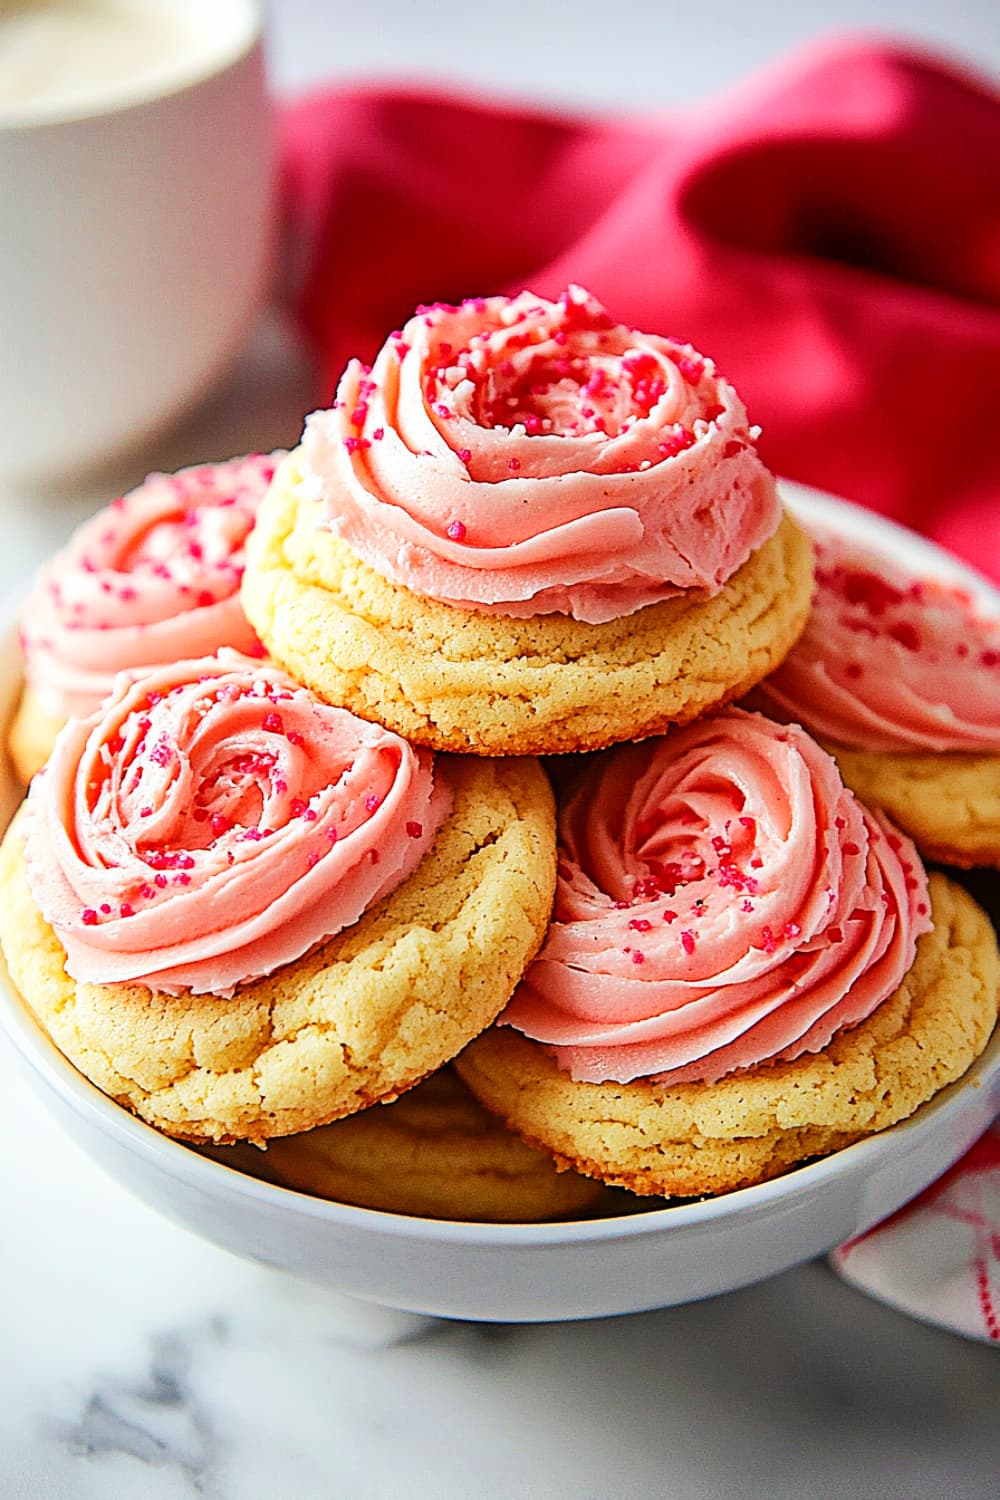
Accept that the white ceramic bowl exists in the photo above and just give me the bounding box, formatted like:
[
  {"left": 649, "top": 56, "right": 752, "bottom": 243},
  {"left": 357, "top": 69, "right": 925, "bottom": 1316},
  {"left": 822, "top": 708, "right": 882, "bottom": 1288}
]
[
  {"left": 0, "top": 485, "right": 997, "bottom": 1323},
  {"left": 0, "top": 0, "right": 273, "bottom": 480}
]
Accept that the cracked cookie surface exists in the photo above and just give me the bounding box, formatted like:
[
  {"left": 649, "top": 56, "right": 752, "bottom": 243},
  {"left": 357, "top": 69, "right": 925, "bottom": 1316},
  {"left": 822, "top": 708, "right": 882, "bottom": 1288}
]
[
  {"left": 0, "top": 758, "right": 556, "bottom": 1144},
  {"left": 241, "top": 455, "right": 815, "bottom": 756},
  {"left": 455, "top": 874, "right": 999, "bottom": 1198},
  {"left": 208, "top": 1065, "right": 620, "bottom": 1222}
]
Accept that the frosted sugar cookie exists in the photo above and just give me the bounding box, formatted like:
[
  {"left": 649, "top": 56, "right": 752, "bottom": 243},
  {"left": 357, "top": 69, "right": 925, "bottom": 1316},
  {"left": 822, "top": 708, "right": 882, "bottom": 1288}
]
[
  {"left": 211, "top": 1067, "right": 619, "bottom": 1222},
  {"left": 750, "top": 528, "right": 1000, "bottom": 868},
  {"left": 456, "top": 710, "right": 999, "bottom": 1197},
  {"left": 242, "top": 288, "right": 813, "bottom": 755},
  {"left": 0, "top": 652, "right": 556, "bottom": 1144},
  {"left": 10, "top": 452, "right": 280, "bottom": 782}
]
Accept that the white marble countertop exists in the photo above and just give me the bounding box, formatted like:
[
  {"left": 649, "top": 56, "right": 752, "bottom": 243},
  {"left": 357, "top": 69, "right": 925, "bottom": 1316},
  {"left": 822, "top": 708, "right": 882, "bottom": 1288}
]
[{"left": 2, "top": 5, "right": 998, "bottom": 1496}]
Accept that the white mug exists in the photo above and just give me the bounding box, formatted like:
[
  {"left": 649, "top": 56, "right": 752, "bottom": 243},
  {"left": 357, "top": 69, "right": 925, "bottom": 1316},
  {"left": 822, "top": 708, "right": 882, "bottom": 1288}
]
[{"left": 0, "top": 0, "right": 274, "bottom": 480}]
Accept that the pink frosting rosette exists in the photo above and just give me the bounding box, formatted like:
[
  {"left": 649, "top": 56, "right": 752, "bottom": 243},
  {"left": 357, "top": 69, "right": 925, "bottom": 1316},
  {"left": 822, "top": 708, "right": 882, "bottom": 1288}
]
[
  {"left": 24, "top": 651, "right": 450, "bottom": 996},
  {"left": 752, "top": 530, "right": 1000, "bottom": 753},
  {"left": 502, "top": 709, "right": 932, "bottom": 1085},
  {"left": 301, "top": 286, "right": 781, "bottom": 624},
  {"left": 20, "top": 453, "right": 281, "bottom": 720}
]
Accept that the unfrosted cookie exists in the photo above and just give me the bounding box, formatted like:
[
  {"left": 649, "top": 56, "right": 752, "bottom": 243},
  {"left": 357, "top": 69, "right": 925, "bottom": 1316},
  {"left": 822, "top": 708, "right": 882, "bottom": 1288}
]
[
  {"left": 0, "top": 655, "right": 556, "bottom": 1145},
  {"left": 209, "top": 1066, "right": 620, "bottom": 1222},
  {"left": 456, "top": 874, "right": 999, "bottom": 1198},
  {"left": 242, "top": 455, "right": 813, "bottom": 756}
]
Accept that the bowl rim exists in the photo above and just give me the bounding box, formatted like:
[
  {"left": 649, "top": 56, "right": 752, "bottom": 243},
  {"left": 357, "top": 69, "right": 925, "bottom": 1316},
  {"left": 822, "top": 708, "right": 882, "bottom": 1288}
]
[
  {"left": 2, "top": 955, "right": 998, "bottom": 1248},
  {"left": 0, "top": 478, "right": 997, "bottom": 1250}
]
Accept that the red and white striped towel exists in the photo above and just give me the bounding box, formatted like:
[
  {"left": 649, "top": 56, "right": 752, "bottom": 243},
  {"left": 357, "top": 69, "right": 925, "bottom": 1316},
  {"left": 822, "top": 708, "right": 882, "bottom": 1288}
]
[{"left": 831, "top": 1120, "right": 1000, "bottom": 1344}]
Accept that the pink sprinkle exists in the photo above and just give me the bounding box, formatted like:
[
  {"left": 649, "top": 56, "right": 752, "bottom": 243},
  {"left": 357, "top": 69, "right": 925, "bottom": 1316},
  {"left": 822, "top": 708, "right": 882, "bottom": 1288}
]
[
  {"left": 680, "top": 930, "right": 696, "bottom": 955},
  {"left": 741, "top": 899, "right": 754, "bottom": 912},
  {"left": 100, "top": 903, "right": 112, "bottom": 915},
  {"left": 628, "top": 918, "right": 652, "bottom": 932},
  {"left": 287, "top": 731, "right": 304, "bottom": 747},
  {"left": 327, "top": 827, "right": 339, "bottom": 843},
  {"left": 120, "top": 903, "right": 134, "bottom": 918},
  {"left": 457, "top": 447, "right": 472, "bottom": 464},
  {"left": 365, "top": 795, "right": 382, "bottom": 813},
  {"left": 262, "top": 711, "right": 283, "bottom": 734},
  {"left": 759, "top": 925, "right": 776, "bottom": 954},
  {"left": 140, "top": 806, "right": 152, "bottom": 818},
  {"left": 631, "top": 950, "right": 645, "bottom": 965},
  {"left": 372, "top": 427, "right": 384, "bottom": 441},
  {"left": 139, "top": 884, "right": 155, "bottom": 900},
  {"left": 508, "top": 457, "right": 521, "bottom": 471},
  {"left": 81, "top": 908, "right": 98, "bottom": 926},
  {"left": 174, "top": 873, "right": 191, "bottom": 885},
  {"left": 783, "top": 922, "right": 801, "bottom": 938},
  {"left": 154, "top": 874, "right": 168, "bottom": 889},
  {"left": 446, "top": 520, "right": 467, "bottom": 542},
  {"left": 406, "top": 821, "right": 423, "bottom": 838}
]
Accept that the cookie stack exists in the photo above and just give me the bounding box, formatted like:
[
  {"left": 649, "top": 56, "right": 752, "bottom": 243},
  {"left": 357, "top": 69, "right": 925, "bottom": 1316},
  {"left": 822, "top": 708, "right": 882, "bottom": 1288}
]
[{"left": 2, "top": 286, "right": 996, "bottom": 1220}]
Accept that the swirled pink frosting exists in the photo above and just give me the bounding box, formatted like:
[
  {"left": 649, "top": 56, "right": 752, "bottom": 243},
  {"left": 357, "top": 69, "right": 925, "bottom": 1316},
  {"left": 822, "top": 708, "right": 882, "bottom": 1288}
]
[
  {"left": 751, "top": 530, "right": 1000, "bottom": 752},
  {"left": 301, "top": 286, "right": 781, "bottom": 624},
  {"left": 502, "top": 709, "right": 932, "bottom": 1085},
  {"left": 20, "top": 454, "right": 281, "bottom": 721},
  {"left": 24, "top": 651, "right": 450, "bottom": 996}
]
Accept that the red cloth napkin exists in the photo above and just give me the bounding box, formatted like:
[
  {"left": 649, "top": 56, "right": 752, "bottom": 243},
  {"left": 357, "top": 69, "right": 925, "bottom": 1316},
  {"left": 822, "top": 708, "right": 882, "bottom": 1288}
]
[
  {"left": 279, "top": 34, "right": 1000, "bottom": 1340},
  {"left": 279, "top": 33, "right": 1000, "bottom": 582}
]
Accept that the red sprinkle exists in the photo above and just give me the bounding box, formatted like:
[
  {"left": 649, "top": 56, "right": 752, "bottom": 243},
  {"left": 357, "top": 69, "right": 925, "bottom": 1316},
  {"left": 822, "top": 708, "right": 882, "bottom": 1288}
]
[
  {"left": 262, "top": 711, "right": 283, "bottom": 734},
  {"left": 446, "top": 520, "right": 467, "bottom": 542},
  {"left": 628, "top": 918, "right": 653, "bottom": 932},
  {"left": 406, "top": 821, "right": 423, "bottom": 838},
  {"left": 631, "top": 950, "right": 645, "bottom": 965},
  {"left": 680, "top": 930, "right": 696, "bottom": 955},
  {"left": 81, "top": 908, "right": 98, "bottom": 926}
]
